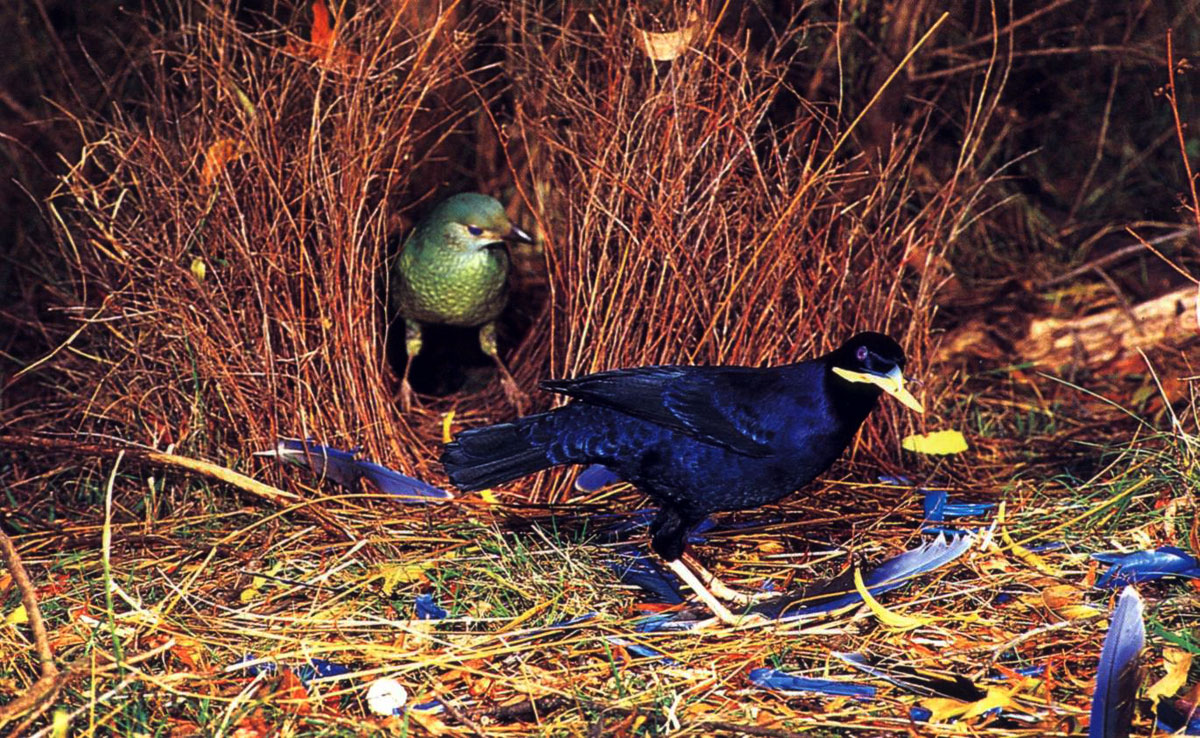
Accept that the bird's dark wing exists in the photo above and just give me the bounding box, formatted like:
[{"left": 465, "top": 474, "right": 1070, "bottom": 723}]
[{"left": 541, "top": 365, "right": 802, "bottom": 457}]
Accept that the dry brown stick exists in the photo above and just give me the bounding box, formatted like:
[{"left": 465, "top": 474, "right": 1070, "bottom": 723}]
[
  {"left": 0, "top": 529, "right": 61, "bottom": 732},
  {"left": 1037, "top": 228, "right": 1192, "bottom": 289},
  {"left": 488, "top": 695, "right": 809, "bottom": 736},
  {"left": 432, "top": 685, "right": 487, "bottom": 737},
  {"left": 0, "top": 435, "right": 298, "bottom": 505},
  {"left": 695, "top": 721, "right": 808, "bottom": 738},
  {"left": 937, "top": 283, "right": 1199, "bottom": 369},
  {"left": 0, "top": 435, "right": 352, "bottom": 541}
]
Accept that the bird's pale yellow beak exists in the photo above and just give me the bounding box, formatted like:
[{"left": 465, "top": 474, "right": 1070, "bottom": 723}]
[{"left": 832, "top": 365, "right": 925, "bottom": 413}]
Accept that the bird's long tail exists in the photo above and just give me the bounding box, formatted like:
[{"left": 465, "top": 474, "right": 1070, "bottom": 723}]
[{"left": 441, "top": 411, "right": 560, "bottom": 491}]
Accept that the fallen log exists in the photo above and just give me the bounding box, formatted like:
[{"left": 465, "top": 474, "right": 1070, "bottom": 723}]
[{"left": 937, "top": 283, "right": 1199, "bottom": 369}]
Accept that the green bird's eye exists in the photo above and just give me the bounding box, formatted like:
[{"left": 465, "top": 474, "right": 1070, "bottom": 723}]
[{"left": 467, "top": 226, "right": 484, "bottom": 236}]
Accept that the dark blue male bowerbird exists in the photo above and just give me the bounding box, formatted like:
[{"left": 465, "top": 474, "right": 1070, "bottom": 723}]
[{"left": 442, "top": 332, "right": 924, "bottom": 626}]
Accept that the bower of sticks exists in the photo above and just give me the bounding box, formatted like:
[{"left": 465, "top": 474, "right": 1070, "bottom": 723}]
[{"left": 1, "top": 0, "right": 1197, "bottom": 735}]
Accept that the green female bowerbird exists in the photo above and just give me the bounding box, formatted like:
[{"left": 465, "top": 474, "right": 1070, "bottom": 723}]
[{"left": 390, "top": 193, "right": 534, "bottom": 413}]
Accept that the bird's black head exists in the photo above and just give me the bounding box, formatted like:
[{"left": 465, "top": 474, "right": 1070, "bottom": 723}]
[{"left": 827, "top": 332, "right": 924, "bottom": 413}]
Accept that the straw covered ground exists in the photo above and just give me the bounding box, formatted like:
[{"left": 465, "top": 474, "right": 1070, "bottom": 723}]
[{"left": 1, "top": 0, "right": 1198, "bottom": 735}]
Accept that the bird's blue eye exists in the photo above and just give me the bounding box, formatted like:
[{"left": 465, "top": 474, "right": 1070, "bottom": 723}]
[
  {"left": 467, "top": 226, "right": 484, "bottom": 236},
  {"left": 856, "top": 346, "right": 869, "bottom": 362}
]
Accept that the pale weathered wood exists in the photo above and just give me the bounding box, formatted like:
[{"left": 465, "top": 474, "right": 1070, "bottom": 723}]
[{"left": 936, "top": 284, "right": 1199, "bottom": 369}]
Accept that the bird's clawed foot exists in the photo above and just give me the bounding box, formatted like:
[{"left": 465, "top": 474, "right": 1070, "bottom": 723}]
[
  {"left": 479, "top": 322, "right": 527, "bottom": 413},
  {"left": 683, "top": 554, "right": 775, "bottom": 606},
  {"left": 665, "top": 558, "right": 774, "bottom": 629},
  {"left": 397, "top": 379, "right": 418, "bottom": 414},
  {"left": 692, "top": 611, "right": 773, "bottom": 630}
]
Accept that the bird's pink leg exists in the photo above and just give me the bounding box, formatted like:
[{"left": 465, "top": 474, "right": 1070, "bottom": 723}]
[
  {"left": 664, "top": 558, "right": 769, "bottom": 628},
  {"left": 479, "top": 321, "right": 528, "bottom": 414},
  {"left": 682, "top": 553, "right": 774, "bottom": 606}
]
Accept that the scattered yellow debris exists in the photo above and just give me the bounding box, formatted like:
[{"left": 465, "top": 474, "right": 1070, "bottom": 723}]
[
  {"left": 1147, "top": 647, "right": 1192, "bottom": 704},
  {"left": 853, "top": 568, "right": 931, "bottom": 631},
  {"left": 51, "top": 710, "right": 69, "bottom": 738},
  {"left": 1041, "top": 584, "right": 1102, "bottom": 620},
  {"left": 902, "top": 430, "right": 968, "bottom": 455},
  {"left": 997, "top": 501, "right": 1063, "bottom": 576},
  {"left": 377, "top": 554, "right": 457, "bottom": 594},
  {"left": 921, "top": 686, "right": 1021, "bottom": 723}
]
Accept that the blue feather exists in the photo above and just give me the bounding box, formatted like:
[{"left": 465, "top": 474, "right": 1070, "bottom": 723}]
[
  {"left": 922, "top": 488, "right": 994, "bottom": 524},
  {"left": 609, "top": 548, "right": 685, "bottom": 604},
  {"left": 753, "top": 533, "right": 974, "bottom": 619},
  {"left": 606, "top": 636, "right": 675, "bottom": 664},
  {"left": 923, "top": 489, "right": 948, "bottom": 522},
  {"left": 575, "top": 464, "right": 622, "bottom": 491},
  {"left": 257, "top": 439, "right": 452, "bottom": 501},
  {"left": 833, "top": 652, "right": 985, "bottom": 701},
  {"left": 257, "top": 439, "right": 362, "bottom": 487},
  {"left": 749, "top": 668, "right": 876, "bottom": 699},
  {"left": 355, "top": 459, "right": 453, "bottom": 500},
  {"left": 415, "top": 593, "right": 448, "bottom": 620},
  {"left": 943, "top": 502, "right": 996, "bottom": 517},
  {"left": 1089, "top": 586, "right": 1145, "bottom": 738},
  {"left": 1094, "top": 547, "right": 1200, "bottom": 588},
  {"left": 293, "top": 658, "right": 352, "bottom": 684}
]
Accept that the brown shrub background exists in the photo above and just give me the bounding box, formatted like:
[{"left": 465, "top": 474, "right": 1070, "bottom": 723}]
[{"left": 6, "top": 0, "right": 1193, "bottom": 500}]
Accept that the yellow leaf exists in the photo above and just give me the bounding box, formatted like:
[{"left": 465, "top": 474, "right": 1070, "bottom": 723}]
[
  {"left": 636, "top": 12, "right": 701, "bottom": 61},
  {"left": 51, "top": 710, "right": 69, "bottom": 738},
  {"left": 1147, "top": 647, "right": 1192, "bottom": 704},
  {"left": 231, "top": 82, "right": 257, "bottom": 118},
  {"left": 442, "top": 410, "right": 456, "bottom": 444},
  {"left": 902, "top": 430, "right": 968, "bottom": 455},
  {"left": 853, "top": 568, "right": 930, "bottom": 631},
  {"left": 190, "top": 257, "right": 207, "bottom": 281},
  {"left": 200, "top": 138, "right": 246, "bottom": 187},
  {"left": 997, "top": 501, "right": 1062, "bottom": 576},
  {"left": 921, "top": 686, "right": 1020, "bottom": 724},
  {"left": 479, "top": 489, "right": 499, "bottom": 505},
  {"left": 1042, "top": 584, "right": 1103, "bottom": 621},
  {"left": 5, "top": 604, "right": 27, "bottom": 625},
  {"left": 377, "top": 562, "right": 433, "bottom": 594},
  {"left": 920, "top": 696, "right": 972, "bottom": 723},
  {"left": 239, "top": 587, "right": 261, "bottom": 604}
]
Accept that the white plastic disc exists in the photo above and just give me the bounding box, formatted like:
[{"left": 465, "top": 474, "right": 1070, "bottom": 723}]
[{"left": 366, "top": 678, "right": 408, "bottom": 716}]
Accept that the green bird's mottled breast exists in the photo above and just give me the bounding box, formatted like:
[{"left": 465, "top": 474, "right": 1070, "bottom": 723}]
[{"left": 391, "top": 214, "right": 511, "bottom": 327}]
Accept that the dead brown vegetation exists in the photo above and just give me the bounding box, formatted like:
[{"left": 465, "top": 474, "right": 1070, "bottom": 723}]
[
  {"left": 22, "top": 1, "right": 992, "bottom": 494},
  {"left": 1, "top": 0, "right": 1198, "bottom": 735}
]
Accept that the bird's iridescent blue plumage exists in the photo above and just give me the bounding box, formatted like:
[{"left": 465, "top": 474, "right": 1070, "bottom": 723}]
[{"left": 442, "top": 332, "right": 909, "bottom": 561}]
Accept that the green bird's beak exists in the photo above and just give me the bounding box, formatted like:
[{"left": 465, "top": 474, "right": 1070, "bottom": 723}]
[
  {"left": 832, "top": 365, "right": 925, "bottom": 413},
  {"left": 504, "top": 225, "right": 535, "bottom": 245}
]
